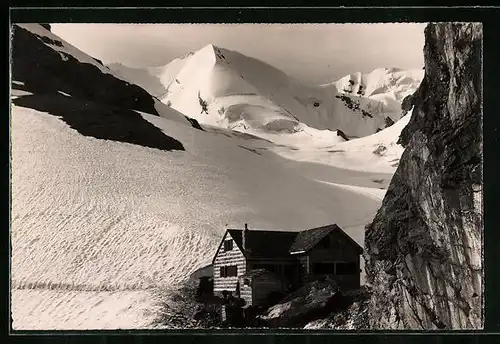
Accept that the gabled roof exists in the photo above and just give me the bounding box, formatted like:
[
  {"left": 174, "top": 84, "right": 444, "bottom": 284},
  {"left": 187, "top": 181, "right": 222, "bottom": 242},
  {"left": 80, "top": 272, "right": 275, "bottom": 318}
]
[
  {"left": 289, "top": 224, "right": 363, "bottom": 255},
  {"left": 227, "top": 229, "right": 298, "bottom": 260},
  {"left": 212, "top": 230, "right": 228, "bottom": 264},
  {"left": 212, "top": 224, "right": 362, "bottom": 264}
]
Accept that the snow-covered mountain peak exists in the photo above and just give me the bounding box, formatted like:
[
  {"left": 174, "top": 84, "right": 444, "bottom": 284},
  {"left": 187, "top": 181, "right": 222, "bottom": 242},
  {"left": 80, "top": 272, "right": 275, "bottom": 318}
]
[
  {"left": 108, "top": 42, "right": 423, "bottom": 144},
  {"left": 201, "top": 43, "right": 222, "bottom": 53},
  {"left": 194, "top": 43, "right": 218, "bottom": 62},
  {"left": 187, "top": 43, "right": 236, "bottom": 67},
  {"left": 333, "top": 67, "right": 424, "bottom": 101}
]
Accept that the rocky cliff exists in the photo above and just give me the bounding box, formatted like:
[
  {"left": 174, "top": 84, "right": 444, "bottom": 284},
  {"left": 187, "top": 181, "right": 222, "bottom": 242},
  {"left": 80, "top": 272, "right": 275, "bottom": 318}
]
[{"left": 364, "top": 23, "right": 483, "bottom": 329}]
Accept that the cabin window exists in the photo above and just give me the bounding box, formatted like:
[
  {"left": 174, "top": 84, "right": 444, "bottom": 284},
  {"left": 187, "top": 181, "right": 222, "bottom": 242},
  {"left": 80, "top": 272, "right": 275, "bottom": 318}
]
[
  {"left": 220, "top": 265, "right": 238, "bottom": 277},
  {"left": 227, "top": 265, "right": 238, "bottom": 277},
  {"left": 224, "top": 239, "right": 233, "bottom": 251},
  {"left": 335, "top": 262, "right": 358, "bottom": 275},
  {"left": 312, "top": 262, "right": 336, "bottom": 275},
  {"left": 243, "top": 278, "right": 250, "bottom": 286}
]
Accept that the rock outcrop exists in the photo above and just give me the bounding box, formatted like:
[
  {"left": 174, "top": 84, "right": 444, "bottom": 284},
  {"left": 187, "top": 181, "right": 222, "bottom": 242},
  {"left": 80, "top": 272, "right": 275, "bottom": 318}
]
[
  {"left": 401, "top": 93, "right": 416, "bottom": 117},
  {"left": 11, "top": 25, "right": 159, "bottom": 116},
  {"left": 11, "top": 24, "right": 194, "bottom": 151},
  {"left": 303, "top": 287, "right": 370, "bottom": 330},
  {"left": 336, "top": 129, "right": 350, "bottom": 141},
  {"left": 364, "top": 23, "right": 483, "bottom": 329}
]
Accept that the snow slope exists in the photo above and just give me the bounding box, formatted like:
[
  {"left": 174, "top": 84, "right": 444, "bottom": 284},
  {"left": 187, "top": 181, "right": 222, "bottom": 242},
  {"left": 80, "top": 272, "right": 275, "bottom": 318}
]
[
  {"left": 11, "top": 105, "right": 386, "bottom": 329},
  {"left": 11, "top": 105, "right": 383, "bottom": 289},
  {"left": 107, "top": 62, "right": 168, "bottom": 98},
  {"left": 13, "top": 24, "right": 196, "bottom": 130},
  {"left": 12, "top": 289, "right": 159, "bottom": 330},
  {"left": 270, "top": 112, "right": 413, "bottom": 173},
  {"left": 106, "top": 53, "right": 195, "bottom": 100}
]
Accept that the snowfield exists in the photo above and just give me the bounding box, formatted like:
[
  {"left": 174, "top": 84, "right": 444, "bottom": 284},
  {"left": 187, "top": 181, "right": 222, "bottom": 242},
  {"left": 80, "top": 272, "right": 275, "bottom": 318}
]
[
  {"left": 10, "top": 23, "right": 422, "bottom": 330},
  {"left": 315, "top": 180, "right": 387, "bottom": 202},
  {"left": 107, "top": 62, "right": 168, "bottom": 99},
  {"left": 269, "top": 113, "right": 413, "bottom": 173},
  {"left": 11, "top": 105, "right": 387, "bottom": 329},
  {"left": 12, "top": 289, "right": 160, "bottom": 330}
]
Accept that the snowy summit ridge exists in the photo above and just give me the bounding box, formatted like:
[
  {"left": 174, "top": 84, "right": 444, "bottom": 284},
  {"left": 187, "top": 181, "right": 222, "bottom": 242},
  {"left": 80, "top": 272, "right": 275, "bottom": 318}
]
[{"left": 110, "top": 44, "right": 423, "bottom": 142}]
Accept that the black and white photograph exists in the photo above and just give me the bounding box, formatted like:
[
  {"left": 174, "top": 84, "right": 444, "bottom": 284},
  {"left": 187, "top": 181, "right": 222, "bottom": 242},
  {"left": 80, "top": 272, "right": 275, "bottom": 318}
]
[{"left": 9, "top": 20, "right": 483, "bottom": 331}]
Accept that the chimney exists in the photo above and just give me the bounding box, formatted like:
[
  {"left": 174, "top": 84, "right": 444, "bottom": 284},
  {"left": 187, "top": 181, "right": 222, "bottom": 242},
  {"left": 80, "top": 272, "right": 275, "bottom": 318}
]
[{"left": 242, "top": 223, "right": 249, "bottom": 251}]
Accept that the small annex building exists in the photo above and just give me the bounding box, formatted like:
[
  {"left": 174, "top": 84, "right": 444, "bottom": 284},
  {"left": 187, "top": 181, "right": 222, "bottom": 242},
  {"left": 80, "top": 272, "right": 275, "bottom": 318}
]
[{"left": 238, "top": 269, "right": 286, "bottom": 307}]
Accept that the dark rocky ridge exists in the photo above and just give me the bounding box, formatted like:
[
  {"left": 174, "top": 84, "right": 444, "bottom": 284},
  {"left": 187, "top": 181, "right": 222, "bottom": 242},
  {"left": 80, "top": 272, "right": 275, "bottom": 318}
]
[
  {"left": 401, "top": 93, "right": 416, "bottom": 117},
  {"left": 10, "top": 24, "right": 199, "bottom": 151},
  {"left": 364, "top": 23, "right": 483, "bottom": 329},
  {"left": 336, "top": 129, "right": 350, "bottom": 141},
  {"left": 14, "top": 94, "right": 184, "bottom": 151},
  {"left": 11, "top": 25, "right": 158, "bottom": 117}
]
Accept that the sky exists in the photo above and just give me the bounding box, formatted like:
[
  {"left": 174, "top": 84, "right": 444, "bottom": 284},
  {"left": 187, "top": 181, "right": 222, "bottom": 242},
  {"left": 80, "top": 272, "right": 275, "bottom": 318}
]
[{"left": 51, "top": 23, "right": 426, "bottom": 86}]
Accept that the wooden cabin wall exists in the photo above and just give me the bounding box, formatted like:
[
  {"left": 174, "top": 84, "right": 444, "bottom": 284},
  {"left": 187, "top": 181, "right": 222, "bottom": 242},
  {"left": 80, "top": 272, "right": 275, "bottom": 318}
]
[
  {"left": 307, "top": 246, "right": 359, "bottom": 262},
  {"left": 297, "top": 255, "right": 309, "bottom": 285},
  {"left": 247, "top": 258, "right": 300, "bottom": 290},
  {"left": 306, "top": 231, "right": 360, "bottom": 262},
  {"left": 213, "top": 236, "right": 246, "bottom": 294},
  {"left": 247, "top": 259, "right": 295, "bottom": 274},
  {"left": 299, "top": 231, "right": 362, "bottom": 288},
  {"left": 329, "top": 261, "right": 361, "bottom": 289},
  {"left": 252, "top": 275, "right": 284, "bottom": 306},
  {"left": 239, "top": 279, "right": 253, "bottom": 306}
]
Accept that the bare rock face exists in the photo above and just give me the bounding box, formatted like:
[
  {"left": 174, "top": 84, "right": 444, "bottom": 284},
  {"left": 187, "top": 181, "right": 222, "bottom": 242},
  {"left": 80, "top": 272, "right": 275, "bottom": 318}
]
[
  {"left": 10, "top": 24, "right": 193, "bottom": 151},
  {"left": 400, "top": 93, "right": 415, "bottom": 117},
  {"left": 364, "top": 23, "right": 483, "bottom": 329},
  {"left": 11, "top": 25, "right": 159, "bottom": 115}
]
